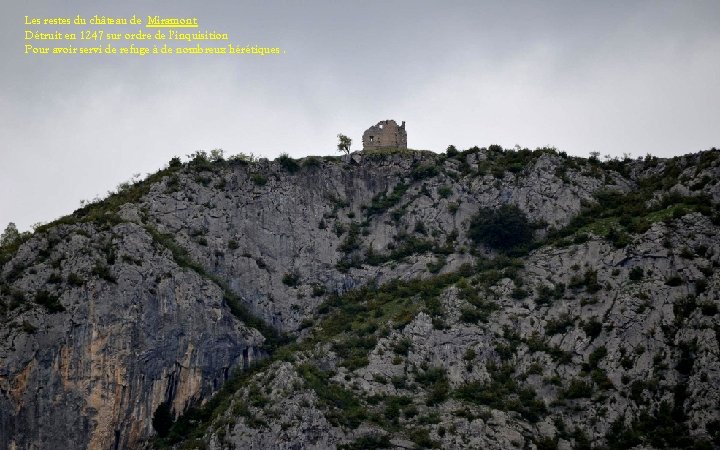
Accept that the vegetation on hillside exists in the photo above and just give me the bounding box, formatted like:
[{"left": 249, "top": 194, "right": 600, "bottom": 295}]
[{"left": 2, "top": 144, "right": 719, "bottom": 449}]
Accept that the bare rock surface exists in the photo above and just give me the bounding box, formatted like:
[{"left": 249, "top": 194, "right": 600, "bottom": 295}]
[{"left": 1, "top": 147, "right": 719, "bottom": 449}]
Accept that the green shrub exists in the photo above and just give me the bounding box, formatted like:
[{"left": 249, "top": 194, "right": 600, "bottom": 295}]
[
  {"left": 364, "top": 235, "right": 435, "bottom": 266},
  {"left": 694, "top": 244, "right": 708, "bottom": 257},
  {"left": 459, "top": 307, "right": 490, "bottom": 324},
  {"left": 415, "top": 367, "right": 446, "bottom": 387},
  {"left": 311, "top": 284, "right": 327, "bottom": 297},
  {"left": 463, "top": 348, "right": 476, "bottom": 361},
  {"left": 277, "top": 153, "right": 300, "bottom": 173},
  {"left": 302, "top": 156, "right": 321, "bottom": 168},
  {"left": 339, "top": 434, "right": 392, "bottom": 450},
  {"left": 606, "top": 227, "right": 630, "bottom": 248},
  {"left": 695, "top": 278, "right": 708, "bottom": 294},
  {"left": 383, "top": 395, "right": 410, "bottom": 423},
  {"left": 411, "top": 163, "right": 439, "bottom": 180},
  {"left": 426, "top": 256, "right": 446, "bottom": 274},
  {"left": 511, "top": 287, "right": 529, "bottom": 300},
  {"left": 0, "top": 223, "right": 31, "bottom": 268},
  {"left": 468, "top": 205, "right": 534, "bottom": 253},
  {"left": 488, "top": 144, "right": 504, "bottom": 153},
  {"left": 338, "top": 223, "right": 361, "bottom": 253},
  {"left": 6, "top": 290, "right": 24, "bottom": 310},
  {"left": 282, "top": 271, "right": 300, "bottom": 287},
  {"left": 194, "top": 175, "right": 211, "bottom": 186},
  {"left": 342, "top": 355, "right": 369, "bottom": 371},
  {"left": 700, "top": 302, "right": 718, "bottom": 316},
  {"left": 92, "top": 264, "right": 117, "bottom": 283},
  {"left": 535, "top": 437, "right": 559, "bottom": 450},
  {"left": 563, "top": 379, "right": 593, "bottom": 399},
  {"left": 582, "top": 320, "right": 602, "bottom": 339},
  {"left": 583, "top": 270, "right": 602, "bottom": 293},
  {"left": 48, "top": 272, "right": 63, "bottom": 284},
  {"left": 629, "top": 267, "right": 644, "bottom": 281},
  {"left": 250, "top": 173, "right": 267, "bottom": 186},
  {"left": 545, "top": 314, "right": 574, "bottom": 335},
  {"left": 455, "top": 363, "right": 545, "bottom": 422},
  {"left": 187, "top": 150, "right": 211, "bottom": 169},
  {"left": 34, "top": 290, "right": 65, "bottom": 313},
  {"left": 591, "top": 369, "right": 614, "bottom": 390},
  {"left": 21, "top": 320, "right": 37, "bottom": 334},
  {"left": 417, "top": 368, "right": 449, "bottom": 406},
  {"left": 679, "top": 247, "right": 695, "bottom": 259},
  {"left": 228, "top": 152, "right": 257, "bottom": 165},
  {"left": 526, "top": 362, "right": 543, "bottom": 375},
  {"left": 437, "top": 186, "right": 453, "bottom": 199},
  {"left": 208, "top": 148, "right": 224, "bottom": 162},
  {"left": 67, "top": 273, "right": 85, "bottom": 286},
  {"left": 393, "top": 337, "right": 412, "bottom": 356},
  {"left": 495, "top": 343, "right": 515, "bottom": 361},
  {"left": 588, "top": 346, "right": 608, "bottom": 369},
  {"left": 297, "top": 363, "right": 367, "bottom": 428},
  {"left": 366, "top": 183, "right": 408, "bottom": 216},
  {"left": 408, "top": 428, "right": 439, "bottom": 448},
  {"left": 535, "top": 285, "right": 554, "bottom": 306},
  {"left": 168, "top": 156, "right": 182, "bottom": 168},
  {"left": 605, "top": 400, "right": 702, "bottom": 449}
]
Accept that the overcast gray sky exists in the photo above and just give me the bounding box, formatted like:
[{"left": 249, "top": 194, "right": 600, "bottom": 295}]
[{"left": 1, "top": 0, "right": 719, "bottom": 231}]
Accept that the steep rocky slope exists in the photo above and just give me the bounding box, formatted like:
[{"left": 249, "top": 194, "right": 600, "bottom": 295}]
[{"left": 1, "top": 146, "right": 719, "bottom": 449}]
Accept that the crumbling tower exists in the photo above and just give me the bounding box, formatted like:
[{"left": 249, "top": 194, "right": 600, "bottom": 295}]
[{"left": 362, "top": 120, "right": 407, "bottom": 150}]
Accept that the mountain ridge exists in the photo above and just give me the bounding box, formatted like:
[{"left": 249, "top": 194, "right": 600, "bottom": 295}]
[{"left": 1, "top": 145, "right": 719, "bottom": 449}]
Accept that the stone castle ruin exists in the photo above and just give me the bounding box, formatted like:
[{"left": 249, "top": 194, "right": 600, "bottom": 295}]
[{"left": 362, "top": 120, "right": 407, "bottom": 150}]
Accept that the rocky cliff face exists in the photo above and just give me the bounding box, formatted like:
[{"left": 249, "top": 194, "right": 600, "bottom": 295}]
[
  {"left": 0, "top": 221, "right": 265, "bottom": 449},
  {"left": 1, "top": 147, "right": 719, "bottom": 449}
]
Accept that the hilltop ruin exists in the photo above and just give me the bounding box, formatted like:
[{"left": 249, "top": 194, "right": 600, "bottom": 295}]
[{"left": 362, "top": 119, "right": 407, "bottom": 150}]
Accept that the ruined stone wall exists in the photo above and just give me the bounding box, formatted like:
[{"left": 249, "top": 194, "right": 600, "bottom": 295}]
[{"left": 362, "top": 120, "right": 407, "bottom": 150}]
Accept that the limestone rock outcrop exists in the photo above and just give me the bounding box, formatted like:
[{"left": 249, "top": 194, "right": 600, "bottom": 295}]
[{"left": 1, "top": 146, "right": 719, "bottom": 449}]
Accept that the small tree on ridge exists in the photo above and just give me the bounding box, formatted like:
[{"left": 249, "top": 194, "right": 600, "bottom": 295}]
[{"left": 337, "top": 134, "right": 352, "bottom": 155}]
